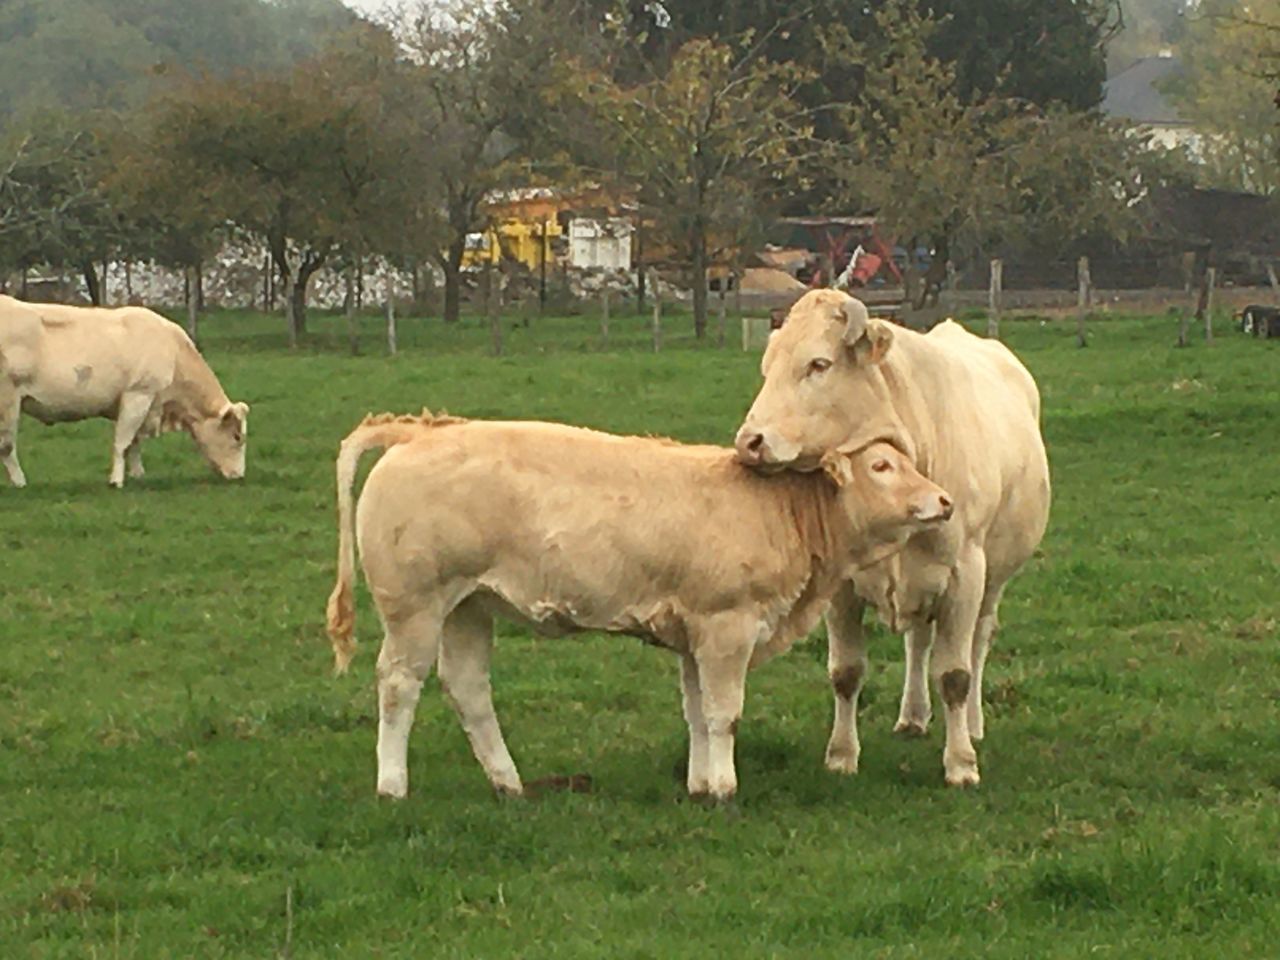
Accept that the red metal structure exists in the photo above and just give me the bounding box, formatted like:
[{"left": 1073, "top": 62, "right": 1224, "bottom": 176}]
[{"left": 779, "top": 216, "right": 903, "bottom": 287}]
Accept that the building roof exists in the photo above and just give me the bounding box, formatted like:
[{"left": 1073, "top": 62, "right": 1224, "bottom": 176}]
[{"left": 1103, "top": 54, "right": 1190, "bottom": 127}]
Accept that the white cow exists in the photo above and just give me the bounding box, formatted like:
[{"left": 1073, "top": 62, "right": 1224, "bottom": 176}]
[
  {"left": 735, "top": 290, "right": 1050, "bottom": 787},
  {"left": 0, "top": 295, "right": 249, "bottom": 487},
  {"left": 326, "top": 411, "right": 954, "bottom": 802}
]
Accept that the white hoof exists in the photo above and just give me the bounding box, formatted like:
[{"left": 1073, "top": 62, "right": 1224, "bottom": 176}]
[
  {"left": 893, "top": 719, "right": 930, "bottom": 738},
  {"left": 824, "top": 742, "right": 860, "bottom": 775}
]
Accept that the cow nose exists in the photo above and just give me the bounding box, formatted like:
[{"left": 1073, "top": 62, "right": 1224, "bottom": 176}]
[
  {"left": 939, "top": 494, "right": 953, "bottom": 519},
  {"left": 735, "top": 429, "right": 767, "bottom": 465}
]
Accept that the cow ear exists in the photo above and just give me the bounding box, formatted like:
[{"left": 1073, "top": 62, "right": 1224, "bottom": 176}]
[
  {"left": 820, "top": 449, "right": 855, "bottom": 488},
  {"left": 840, "top": 297, "right": 893, "bottom": 365},
  {"left": 218, "top": 402, "right": 243, "bottom": 427}
]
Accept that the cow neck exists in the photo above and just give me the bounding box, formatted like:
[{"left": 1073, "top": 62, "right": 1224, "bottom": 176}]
[
  {"left": 779, "top": 472, "right": 859, "bottom": 595},
  {"left": 869, "top": 327, "right": 940, "bottom": 472},
  {"left": 165, "top": 338, "right": 229, "bottom": 428}
]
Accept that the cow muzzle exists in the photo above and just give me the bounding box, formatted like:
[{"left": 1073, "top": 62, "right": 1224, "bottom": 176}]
[{"left": 911, "top": 492, "right": 953, "bottom": 524}]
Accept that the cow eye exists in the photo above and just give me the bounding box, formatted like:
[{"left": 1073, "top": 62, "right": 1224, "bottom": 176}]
[
  {"left": 806, "top": 358, "right": 832, "bottom": 376},
  {"left": 872, "top": 459, "right": 891, "bottom": 473}
]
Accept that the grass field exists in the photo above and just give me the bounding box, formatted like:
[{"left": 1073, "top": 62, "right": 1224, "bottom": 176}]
[{"left": 3, "top": 306, "right": 1278, "bottom": 958}]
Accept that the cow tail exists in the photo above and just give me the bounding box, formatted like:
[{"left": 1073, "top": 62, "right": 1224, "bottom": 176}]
[{"left": 325, "top": 415, "right": 426, "bottom": 674}]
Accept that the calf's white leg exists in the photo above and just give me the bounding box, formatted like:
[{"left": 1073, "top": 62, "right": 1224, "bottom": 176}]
[
  {"left": 0, "top": 389, "right": 25, "bottom": 488},
  {"left": 374, "top": 606, "right": 444, "bottom": 798},
  {"left": 894, "top": 620, "right": 935, "bottom": 736},
  {"left": 691, "top": 616, "right": 756, "bottom": 802},
  {"left": 933, "top": 546, "right": 985, "bottom": 787},
  {"left": 824, "top": 582, "right": 868, "bottom": 774},
  {"left": 109, "top": 392, "right": 154, "bottom": 488},
  {"left": 679, "top": 653, "right": 710, "bottom": 795},
  {"left": 438, "top": 600, "right": 522, "bottom": 796}
]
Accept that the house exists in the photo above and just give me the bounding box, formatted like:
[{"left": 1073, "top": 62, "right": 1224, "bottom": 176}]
[{"left": 1102, "top": 52, "right": 1202, "bottom": 156}]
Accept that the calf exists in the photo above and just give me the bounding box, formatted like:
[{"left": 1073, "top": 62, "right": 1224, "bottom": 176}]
[
  {"left": 0, "top": 295, "right": 249, "bottom": 487},
  {"left": 1239, "top": 304, "right": 1280, "bottom": 338},
  {"left": 325, "top": 411, "right": 953, "bottom": 802}
]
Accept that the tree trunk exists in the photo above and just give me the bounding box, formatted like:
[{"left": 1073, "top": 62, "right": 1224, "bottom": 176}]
[
  {"left": 717, "top": 284, "right": 727, "bottom": 349},
  {"left": 82, "top": 261, "right": 101, "bottom": 306},
  {"left": 691, "top": 228, "right": 708, "bottom": 339},
  {"left": 440, "top": 234, "right": 466, "bottom": 324},
  {"left": 486, "top": 262, "right": 502, "bottom": 357},
  {"left": 195, "top": 261, "right": 205, "bottom": 311},
  {"left": 651, "top": 272, "right": 662, "bottom": 353},
  {"left": 635, "top": 222, "right": 646, "bottom": 314},
  {"left": 287, "top": 275, "right": 309, "bottom": 346},
  {"left": 124, "top": 260, "right": 133, "bottom": 302}
]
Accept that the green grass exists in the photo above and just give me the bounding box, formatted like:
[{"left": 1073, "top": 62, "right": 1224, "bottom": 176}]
[{"left": 3, "top": 307, "right": 1278, "bottom": 958}]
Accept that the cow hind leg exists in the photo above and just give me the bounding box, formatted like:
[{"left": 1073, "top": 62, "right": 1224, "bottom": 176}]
[
  {"left": 438, "top": 599, "right": 522, "bottom": 797},
  {"left": 109, "top": 392, "right": 154, "bottom": 488},
  {"left": 374, "top": 604, "right": 445, "bottom": 799},
  {"left": 968, "top": 584, "right": 1005, "bottom": 742},
  {"left": 0, "top": 387, "right": 25, "bottom": 488},
  {"left": 690, "top": 615, "right": 756, "bottom": 802},
  {"left": 824, "top": 582, "right": 868, "bottom": 774},
  {"left": 679, "top": 652, "right": 710, "bottom": 796},
  {"left": 893, "top": 621, "right": 935, "bottom": 737}
]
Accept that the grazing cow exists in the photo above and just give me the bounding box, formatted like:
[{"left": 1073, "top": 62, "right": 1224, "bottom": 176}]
[
  {"left": 0, "top": 295, "right": 249, "bottom": 487},
  {"left": 1239, "top": 304, "right": 1280, "bottom": 338},
  {"left": 734, "top": 289, "right": 1050, "bottom": 787},
  {"left": 325, "top": 411, "right": 954, "bottom": 802}
]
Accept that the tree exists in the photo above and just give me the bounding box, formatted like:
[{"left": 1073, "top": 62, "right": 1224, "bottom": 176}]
[
  {"left": 140, "top": 28, "right": 399, "bottom": 343},
  {"left": 1168, "top": 0, "right": 1280, "bottom": 194},
  {"left": 391, "top": 3, "right": 528, "bottom": 325},
  {"left": 831, "top": 1, "right": 1146, "bottom": 292},
  {"left": 0, "top": 118, "right": 119, "bottom": 302},
  {"left": 573, "top": 35, "right": 814, "bottom": 337}
]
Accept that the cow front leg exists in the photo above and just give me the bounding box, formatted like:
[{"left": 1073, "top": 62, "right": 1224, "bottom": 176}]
[
  {"left": 933, "top": 546, "right": 986, "bottom": 787},
  {"left": 691, "top": 616, "right": 756, "bottom": 802},
  {"left": 679, "top": 653, "right": 710, "bottom": 796},
  {"left": 125, "top": 437, "right": 145, "bottom": 479},
  {"left": 893, "top": 620, "right": 935, "bottom": 736},
  {"left": 438, "top": 600, "right": 522, "bottom": 797},
  {"left": 0, "top": 386, "right": 25, "bottom": 487},
  {"left": 824, "top": 581, "right": 868, "bottom": 774},
  {"left": 109, "top": 392, "right": 154, "bottom": 488}
]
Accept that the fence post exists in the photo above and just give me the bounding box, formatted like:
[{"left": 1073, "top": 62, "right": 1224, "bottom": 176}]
[
  {"left": 943, "top": 260, "right": 957, "bottom": 317},
  {"left": 600, "top": 290, "right": 610, "bottom": 348},
  {"left": 1267, "top": 263, "right": 1280, "bottom": 297},
  {"left": 987, "top": 258, "right": 1002, "bottom": 339},
  {"left": 487, "top": 261, "right": 503, "bottom": 357},
  {"left": 650, "top": 271, "right": 662, "bottom": 353},
  {"left": 1076, "top": 256, "right": 1091, "bottom": 348},
  {"left": 344, "top": 263, "right": 360, "bottom": 356},
  {"left": 385, "top": 270, "right": 397, "bottom": 356},
  {"left": 1203, "top": 267, "right": 1216, "bottom": 344},
  {"left": 717, "top": 284, "right": 727, "bottom": 348},
  {"left": 184, "top": 265, "right": 199, "bottom": 341}
]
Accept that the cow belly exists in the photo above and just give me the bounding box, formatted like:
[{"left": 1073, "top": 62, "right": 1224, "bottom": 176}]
[{"left": 21, "top": 389, "right": 120, "bottom": 424}]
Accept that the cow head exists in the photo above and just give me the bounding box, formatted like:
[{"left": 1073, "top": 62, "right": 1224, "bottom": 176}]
[
  {"left": 190, "top": 401, "right": 249, "bottom": 479},
  {"left": 825, "top": 441, "right": 952, "bottom": 563},
  {"left": 735, "top": 289, "right": 901, "bottom": 472}
]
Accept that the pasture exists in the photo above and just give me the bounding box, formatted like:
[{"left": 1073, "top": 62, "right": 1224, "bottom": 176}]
[{"left": 3, "top": 308, "right": 1278, "bottom": 958}]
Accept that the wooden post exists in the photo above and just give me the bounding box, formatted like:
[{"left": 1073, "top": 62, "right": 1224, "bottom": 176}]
[
  {"left": 1204, "top": 266, "right": 1216, "bottom": 343},
  {"left": 650, "top": 271, "right": 662, "bottom": 353},
  {"left": 1182, "top": 263, "right": 1213, "bottom": 347},
  {"left": 487, "top": 261, "right": 503, "bottom": 357},
  {"left": 1267, "top": 263, "right": 1279, "bottom": 296},
  {"left": 385, "top": 270, "right": 397, "bottom": 356},
  {"left": 124, "top": 261, "right": 133, "bottom": 302},
  {"left": 717, "top": 283, "right": 727, "bottom": 348},
  {"left": 1076, "top": 256, "right": 1091, "bottom": 348},
  {"left": 184, "top": 265, "right": 199, "bottom": 341},
  {"left": 943, "top": 260, "right": 958, "bottom": 317},
  {"left": 344, "top": 264, "right": 359, "bottom": 356},
  {"left": 987, "top": 258, "right": 1002, "bottom": 339},
  {"left": 1181, "top": 251, "right": 1196, "bottom": 295},
  {"left": 600, "top": 290, "right": 610, "bottom": 348}
]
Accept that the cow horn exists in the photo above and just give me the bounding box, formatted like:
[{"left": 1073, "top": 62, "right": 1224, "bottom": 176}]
[{"left": 840, "top": 296, "right": 870, "bottom": 346}]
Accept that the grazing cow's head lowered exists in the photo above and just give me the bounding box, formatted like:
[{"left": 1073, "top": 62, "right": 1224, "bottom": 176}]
[
  {"left": 735, "top": 289, "right": 901, "bottom": 472},
  {"left": 190, "top": 401, "right": 250, "bottom": 479}
]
